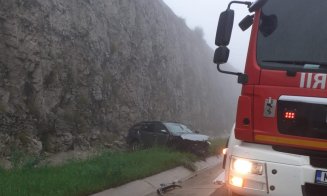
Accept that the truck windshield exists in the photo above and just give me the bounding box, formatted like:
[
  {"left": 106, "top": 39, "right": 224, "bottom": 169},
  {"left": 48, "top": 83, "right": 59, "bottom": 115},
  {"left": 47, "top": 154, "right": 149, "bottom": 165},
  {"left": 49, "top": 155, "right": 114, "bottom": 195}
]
[{"left": 257, "top": 0, "right": 327, "bottom": 72}]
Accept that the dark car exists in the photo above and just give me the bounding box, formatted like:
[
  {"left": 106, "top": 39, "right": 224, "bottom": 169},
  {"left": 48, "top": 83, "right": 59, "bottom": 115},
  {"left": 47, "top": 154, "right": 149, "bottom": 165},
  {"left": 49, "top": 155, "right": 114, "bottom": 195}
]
[{"left": 126, "top": 121, "right": 210, "bottom": 156}]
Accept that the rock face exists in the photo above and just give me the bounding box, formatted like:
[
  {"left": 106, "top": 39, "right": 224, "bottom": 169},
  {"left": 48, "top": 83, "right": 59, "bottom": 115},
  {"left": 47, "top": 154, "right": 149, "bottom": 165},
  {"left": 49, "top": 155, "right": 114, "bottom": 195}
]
[{"left": 0, "top": 0, "right": 240, "bottom": 155}]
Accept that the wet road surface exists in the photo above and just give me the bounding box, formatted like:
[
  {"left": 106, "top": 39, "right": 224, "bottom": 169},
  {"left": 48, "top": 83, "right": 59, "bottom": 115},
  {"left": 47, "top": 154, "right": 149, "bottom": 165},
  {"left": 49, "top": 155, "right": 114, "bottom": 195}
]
[{"left": 147, "top": 163, "right": 227, "bottom": 196}]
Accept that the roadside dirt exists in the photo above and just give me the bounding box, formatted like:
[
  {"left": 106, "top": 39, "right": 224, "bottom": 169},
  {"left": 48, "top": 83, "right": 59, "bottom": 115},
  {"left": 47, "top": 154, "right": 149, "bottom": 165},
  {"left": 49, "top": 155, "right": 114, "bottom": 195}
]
[
  {"left": 0, "top": 150, "right": 99, "bottom": 170},
  {"left": 39, "top": 150, "right": 100, "bottom": 166}
]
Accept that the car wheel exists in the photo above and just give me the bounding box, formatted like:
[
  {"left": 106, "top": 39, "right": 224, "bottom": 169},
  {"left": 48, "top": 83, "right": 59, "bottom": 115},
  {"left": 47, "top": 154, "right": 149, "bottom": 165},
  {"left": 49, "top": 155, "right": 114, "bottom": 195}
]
[
  {"left": 131, "top": 140, "right": 142, "bottom": 151},
  {"left": 194, "top": 144, "right": 209, "bottom": 157},
  {"left": 196, "top": 149, "right": 208, "bottom": 158}
]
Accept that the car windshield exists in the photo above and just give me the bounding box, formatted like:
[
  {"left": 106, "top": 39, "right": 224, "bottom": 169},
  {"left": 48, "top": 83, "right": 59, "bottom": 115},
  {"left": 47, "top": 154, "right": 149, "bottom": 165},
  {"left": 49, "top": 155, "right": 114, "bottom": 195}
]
[
  {"left": 257, "top": 0, "right": 327, "bottom": 71},
  {"left": 164, "top": 123, "right": 193, "bottom": 134}
]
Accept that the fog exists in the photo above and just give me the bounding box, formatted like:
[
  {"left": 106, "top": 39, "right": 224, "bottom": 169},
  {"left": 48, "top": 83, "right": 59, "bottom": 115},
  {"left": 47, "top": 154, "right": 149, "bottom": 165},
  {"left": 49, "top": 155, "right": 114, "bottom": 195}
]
[{"left": 163, "top": 0, "right": 252, "bottom": 71}]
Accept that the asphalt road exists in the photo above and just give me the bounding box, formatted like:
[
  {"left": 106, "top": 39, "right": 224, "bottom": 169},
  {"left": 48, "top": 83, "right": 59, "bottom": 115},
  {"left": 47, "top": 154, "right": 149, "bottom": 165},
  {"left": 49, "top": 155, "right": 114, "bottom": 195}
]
[{"left": 147, "top": 163, "right": 227, "bottom": 196}]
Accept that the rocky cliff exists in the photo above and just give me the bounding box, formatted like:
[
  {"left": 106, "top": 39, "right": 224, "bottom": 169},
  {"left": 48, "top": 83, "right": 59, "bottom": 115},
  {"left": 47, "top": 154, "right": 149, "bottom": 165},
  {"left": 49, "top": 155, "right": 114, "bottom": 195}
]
[{"left": 0, "top": 0, "right": 240, "bottom": 156}]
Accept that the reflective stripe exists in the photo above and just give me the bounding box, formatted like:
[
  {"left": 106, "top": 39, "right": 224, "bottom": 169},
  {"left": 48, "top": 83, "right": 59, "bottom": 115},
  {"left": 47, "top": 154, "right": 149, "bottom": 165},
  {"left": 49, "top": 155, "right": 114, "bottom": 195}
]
[
  {"left": 255, "top": 134, "right": 327, "bottom": 149},
  {"left": 279, "top": 95, "right": 327, "bottom": 105}
]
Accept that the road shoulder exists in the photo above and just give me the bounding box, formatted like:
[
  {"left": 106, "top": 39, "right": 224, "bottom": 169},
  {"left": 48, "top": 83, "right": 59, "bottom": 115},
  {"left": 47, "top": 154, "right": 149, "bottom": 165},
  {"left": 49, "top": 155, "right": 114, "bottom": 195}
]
[{"left": 92, "top": 156, "right": 221, "bottom": 196}]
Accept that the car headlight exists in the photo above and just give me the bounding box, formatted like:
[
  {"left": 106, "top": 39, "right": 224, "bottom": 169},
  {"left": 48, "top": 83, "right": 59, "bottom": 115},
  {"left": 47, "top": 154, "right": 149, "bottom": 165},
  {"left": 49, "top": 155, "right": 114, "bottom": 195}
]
[{"left": 231, "top": 157, "right": 264, "bottom": 175}]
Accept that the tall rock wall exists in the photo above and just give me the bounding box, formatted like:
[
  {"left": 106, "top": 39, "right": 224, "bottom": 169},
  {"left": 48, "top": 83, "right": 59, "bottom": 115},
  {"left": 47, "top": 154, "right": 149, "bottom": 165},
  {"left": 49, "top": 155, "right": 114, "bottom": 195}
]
[{"left": 0, "top": 0, "right": 240, "bottom": 155}]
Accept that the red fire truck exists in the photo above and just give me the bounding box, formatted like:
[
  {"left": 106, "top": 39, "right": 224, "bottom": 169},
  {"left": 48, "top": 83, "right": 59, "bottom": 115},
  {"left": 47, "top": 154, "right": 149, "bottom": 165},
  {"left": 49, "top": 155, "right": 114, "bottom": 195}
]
[{"left": 214, "top": 0, "right": 327, "bottom": 195}]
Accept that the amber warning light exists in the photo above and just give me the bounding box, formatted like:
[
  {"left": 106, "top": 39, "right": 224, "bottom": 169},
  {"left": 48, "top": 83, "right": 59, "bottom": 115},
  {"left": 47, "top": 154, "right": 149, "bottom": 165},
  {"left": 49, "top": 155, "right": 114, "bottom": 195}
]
[{"left": 284, "top": 111, "right": 296, "bottom": 119}]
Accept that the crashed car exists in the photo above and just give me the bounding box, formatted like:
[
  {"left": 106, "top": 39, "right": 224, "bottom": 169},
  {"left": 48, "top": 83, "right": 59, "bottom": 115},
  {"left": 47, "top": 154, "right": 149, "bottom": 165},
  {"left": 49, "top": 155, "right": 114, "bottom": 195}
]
[{"left": 126, "top": 121, "right": 210, "bottom": 156}]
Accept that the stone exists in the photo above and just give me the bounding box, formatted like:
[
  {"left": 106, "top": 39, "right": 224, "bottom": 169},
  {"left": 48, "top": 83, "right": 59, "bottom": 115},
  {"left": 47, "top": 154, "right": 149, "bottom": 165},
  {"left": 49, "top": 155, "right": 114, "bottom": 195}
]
[{"left": 0, "top": 0, "right": 240, "bottom": 158}]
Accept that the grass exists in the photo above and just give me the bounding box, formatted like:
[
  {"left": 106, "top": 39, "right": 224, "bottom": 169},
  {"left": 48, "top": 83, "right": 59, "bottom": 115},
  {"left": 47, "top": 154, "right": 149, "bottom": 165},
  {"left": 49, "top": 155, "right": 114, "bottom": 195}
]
[{"left": 0, "top": 148, "right": 196, "bottom": 196}]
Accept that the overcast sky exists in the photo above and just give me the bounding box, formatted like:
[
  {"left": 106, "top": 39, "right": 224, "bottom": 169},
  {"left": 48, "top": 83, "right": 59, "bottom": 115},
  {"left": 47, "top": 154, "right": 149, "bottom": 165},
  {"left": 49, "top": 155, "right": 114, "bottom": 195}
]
[{"left": 162, "top": 0, "right": 251, "bottom": 71}]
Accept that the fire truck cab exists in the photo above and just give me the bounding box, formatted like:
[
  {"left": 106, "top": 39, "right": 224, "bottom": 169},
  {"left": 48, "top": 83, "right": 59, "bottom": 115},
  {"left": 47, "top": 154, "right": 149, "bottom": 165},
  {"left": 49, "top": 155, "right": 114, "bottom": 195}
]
[{"left": 213, "top": 0, "right": 327, "bottom": 195}]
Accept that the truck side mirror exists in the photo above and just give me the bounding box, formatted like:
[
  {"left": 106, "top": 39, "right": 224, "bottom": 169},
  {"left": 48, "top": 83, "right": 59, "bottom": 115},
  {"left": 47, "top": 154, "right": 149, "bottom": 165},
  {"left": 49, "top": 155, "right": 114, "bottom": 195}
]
[
  {"left": 214, "top": 1, "right": 250, "bottom": 84},
  {"left": 215, "top": 9, "right": 234, "bottom": 46},
  {"left": 213, "top": 46, "right": 230, "bottom": 64},
  {"left": 239, "top": 15, "right": 254, "bottom": 31}
]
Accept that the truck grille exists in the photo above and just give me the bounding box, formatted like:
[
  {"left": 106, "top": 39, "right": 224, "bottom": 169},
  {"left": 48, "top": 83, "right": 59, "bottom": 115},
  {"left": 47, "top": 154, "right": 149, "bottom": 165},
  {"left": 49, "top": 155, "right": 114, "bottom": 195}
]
[
  {"left": 302, "top": 183, "right": 327, "bottom": 196},
  {"left": 277, "top": 96, "right": 327, "bottom": 140},
  {"left": 273, "top": 146, "right": 327, "bottom": 168}
]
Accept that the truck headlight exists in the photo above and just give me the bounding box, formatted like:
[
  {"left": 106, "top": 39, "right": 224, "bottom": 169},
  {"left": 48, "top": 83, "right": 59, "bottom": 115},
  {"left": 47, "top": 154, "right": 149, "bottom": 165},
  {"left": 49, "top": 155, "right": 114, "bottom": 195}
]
[
  {"left": 231, "top": 157, "right": 264, "bottom": 175},
  {"left": 230, "top": 176, "right": 244, "bottom": 187},
  {"left": 229, "top": 157, "right": 267, "bottom": 191}
]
